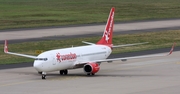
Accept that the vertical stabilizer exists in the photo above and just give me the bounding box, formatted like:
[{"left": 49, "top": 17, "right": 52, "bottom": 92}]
[{"left": 97, "top": 7, "right": 115, "bottom": 46}]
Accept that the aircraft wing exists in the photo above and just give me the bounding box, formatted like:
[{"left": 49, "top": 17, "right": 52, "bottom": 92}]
[
  {"left": 75, "top": 43, "right": 175, "bottom": 65},
  {"left": 4, "top": 40, "right": 37, "bottom": 59}
]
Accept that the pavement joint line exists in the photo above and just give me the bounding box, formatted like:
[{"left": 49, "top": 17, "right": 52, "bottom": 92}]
[
  {"left": 104, "top": 61, "right": 173, "bottom": 71},
  {"left": 176, "top": 62, "right": 180, "bottom": 64},
  {"left": 48, "top": 76, "right": 80, "bottom": 81},
  {"left": 0, "top": 80, "right": 35, "bottom": 88}
]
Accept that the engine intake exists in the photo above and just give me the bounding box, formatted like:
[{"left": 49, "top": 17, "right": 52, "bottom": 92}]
[{"left": 83, "top": 63, "right": 100, "bottom": 74}]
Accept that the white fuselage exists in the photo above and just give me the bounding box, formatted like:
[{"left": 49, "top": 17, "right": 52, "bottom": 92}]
[{"left": 33, "top": 45, "right": 112, "bottom": 72}]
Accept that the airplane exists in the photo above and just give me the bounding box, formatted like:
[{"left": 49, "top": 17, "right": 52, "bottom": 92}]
[{"left": 4, "top": 7, "right": 175, "bottom": 79}]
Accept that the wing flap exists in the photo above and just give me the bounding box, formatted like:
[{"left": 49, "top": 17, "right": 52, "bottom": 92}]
[
  {"left": 97, "top": 43, "right": 175, "bottom": 62},
  {"left": 93, "top": 54, "right": 168, "bottom": 62},
  {"left": 76, "top": 43, "right": 175, "bottom": 64}
]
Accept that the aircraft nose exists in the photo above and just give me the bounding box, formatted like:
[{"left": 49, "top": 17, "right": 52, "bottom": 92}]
[{"left": 33, "top": 61, "right": 43, "bottom": 71}]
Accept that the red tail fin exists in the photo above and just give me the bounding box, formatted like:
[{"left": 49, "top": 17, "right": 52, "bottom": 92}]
[{"left": 97, "top": 7, "right": 115, "bottom": 45}]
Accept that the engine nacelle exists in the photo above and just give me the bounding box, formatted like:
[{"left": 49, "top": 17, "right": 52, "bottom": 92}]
[{"left": 83, "top": 63, "right": 100, "bottom": 74}]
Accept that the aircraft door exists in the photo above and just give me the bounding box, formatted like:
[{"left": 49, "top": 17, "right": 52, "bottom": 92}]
[{"left": 52, "top": 53, "right": 56, "bottom": 65}]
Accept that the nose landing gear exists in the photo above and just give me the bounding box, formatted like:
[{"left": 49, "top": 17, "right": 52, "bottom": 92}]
[{"left": 42, "top": 72, "right": 46, "bottom": 79}]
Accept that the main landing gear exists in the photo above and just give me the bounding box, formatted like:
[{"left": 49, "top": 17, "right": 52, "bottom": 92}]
[
  {"left": 38, "top": 72, "right": 42, "bottom": 74},
  {"left": 42, "top": 72, "right": 46, "bottom": 79},
  {"left": 87, "top": 73, "right": 95, "bottom": 76},
  {"left": 59, "top": 70, "right": 68, "bottom": 75}
]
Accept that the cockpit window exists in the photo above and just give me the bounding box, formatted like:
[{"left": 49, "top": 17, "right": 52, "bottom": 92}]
[{"left": 35, "top": 58, "right": 48, "bottom": 61}]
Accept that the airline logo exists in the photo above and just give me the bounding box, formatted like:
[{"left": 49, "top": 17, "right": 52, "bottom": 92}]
[
  {"left": 56, "top": 52, "right": 77, "bottom": 62},
  {"left": 97, "top": 7, "right": 115, "bottom": 45},
  {"left": 104, "top": 11, "right": 114, "bottom": 43}
]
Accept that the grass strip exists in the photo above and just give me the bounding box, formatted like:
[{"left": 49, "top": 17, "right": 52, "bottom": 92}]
[
  {"left": 0, "top": 30, "right": 180, "bottom": 64},
  {"left": 0, "top": 0, "right": 180, "bottom": 29}
]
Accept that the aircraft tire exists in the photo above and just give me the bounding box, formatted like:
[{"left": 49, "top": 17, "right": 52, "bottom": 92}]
[
  {"left": 87, "top": 73, "right": 91, "bottom": 76},
  {"left": 42, "top": 75, "right": 46, "bottom": 79},
  {"left": 60, "top": 70, "right": 64, "bottom": 75},
  {"left": 60, "top": 70, "right": 68, "bottom": 75},
  {"left": 38, "top": 72, "right": 42, "bottom": 74},
  {"left": 87, "top": 73, "right": 95, "bottom": 76},
  {"left": 64, "top": 70, "right": 68, "bottom": 75}
]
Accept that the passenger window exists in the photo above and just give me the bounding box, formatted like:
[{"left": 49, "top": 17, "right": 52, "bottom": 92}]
[{"left": 35, "top": 58, "right": 48, "bottom": 61}]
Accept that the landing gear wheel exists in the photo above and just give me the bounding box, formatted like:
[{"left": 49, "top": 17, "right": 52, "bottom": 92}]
[
  {"left": 42, "top": 72, "right": 46, "bottom": 79},
  {"left": 38, "top": 72, "right": 42, "bottom": 74},
  {"left": 60, "top": 70, "right": 64, "bottom": 75},
  {"left": 64, "top": 70, "right": 68, "bottom": 75},
  {"left": 59, "top": 70, "right": 68, "bottom": 75},
  {"left": 42, "top": 75, "right": 46, "bottom": 79},
  {"left": 87, "top": 73, "right": 95, "bottom": 76}
]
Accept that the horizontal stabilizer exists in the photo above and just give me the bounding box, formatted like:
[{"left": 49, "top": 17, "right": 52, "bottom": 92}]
[
  {"left": 112, "top": 42, "right": 149, "bottom": 48},
  {"left": 82, "top": 41, "right": 95, "bottom": 45}
]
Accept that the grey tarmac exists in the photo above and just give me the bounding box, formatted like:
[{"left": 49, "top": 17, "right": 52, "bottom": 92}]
[
  {"left": 1, "top": 19, "right": 180, "bottom": 42},
  {"left": 0, "top": 51, "right": 180, "bottom": 94}
]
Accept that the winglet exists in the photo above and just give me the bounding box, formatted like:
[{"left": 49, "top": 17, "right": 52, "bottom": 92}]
[
  {"left": 4, "top": 40, "right": 8, "bottom": 53},
  {"left": 168, "top": 42, "right": 176, "bottom": 55}
]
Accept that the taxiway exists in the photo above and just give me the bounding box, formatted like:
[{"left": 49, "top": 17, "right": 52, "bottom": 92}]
[
  {"left": 0, "top": 19, "right": 180, "bottom": 44},
  {"left": 0, "top": 51, "right": 180, "bottom": 94}
]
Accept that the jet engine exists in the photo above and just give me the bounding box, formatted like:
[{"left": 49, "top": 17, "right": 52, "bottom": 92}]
[{"left": 83, "top": 63, "right": 100, "bottom": 75}]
